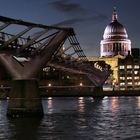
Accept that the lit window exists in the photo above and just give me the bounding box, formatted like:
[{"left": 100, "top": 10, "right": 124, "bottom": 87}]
[
  {"left": 135, "top": 82, "right": 139, "bottom": 85},
  {"left": 134, "top": 76, "right": 139, "bottom": 80},
  {"left": 120, "top": 88, "right": 125, "bottom": 90},
  {"left": 128, "top": 82, "right": 132, "bottom": 85},
  {"left": 120, "top": 82, "right": 125, "bottom": 86},
  {"left": 134, "top": 71, "right": 139, "bottom": 75},
  {"left": 127, "top": 77, "right": 132, "bottom": 80},
  {"left": 67, "top": 76, "right": 70, "bottom": 79},
  {"left": 134, "top": 65, "right": 139, "bottom": 69},
  {"left": 120, "top": 77, "right": 125, "bottom": 80},
  {"left": 135, "top": 82, "right": 140, "bottom": 85},
  {"left": 120, "top": 65, "right": 124, "bottom": 69},
  {"left": 127, "top": 65, "right": 132, "bottom": 69}
]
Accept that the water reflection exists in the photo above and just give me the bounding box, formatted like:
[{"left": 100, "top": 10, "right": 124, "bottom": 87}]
[
  {"left": 137, "top": 97, "right": 140, "bottom": 109},
  {"left": 0, "top": 97, "right": 140, "bottom": 140},
  {"left": 47, "top": 97, "right": 53, "bottom": 114},
  {"left": 78, "top": 97, "right": 85, "bottom": 113},
  {"left": 8, "top": 118, "right": 42, "bottom": 140},
  {"left": 111, "top": 97, "right": 119, "bottom": 113}
]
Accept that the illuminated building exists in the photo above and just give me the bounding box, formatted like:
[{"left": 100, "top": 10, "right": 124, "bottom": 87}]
[
  {"left": 88, "top": 8, "right": 140, "bottom": 91},
  {"left": 88, "top": 55, "right": 124, "bottom": 84},
  {"left": 100, "top": 8, "right": 131, "bottom": 57},
  {"left": 118, "top": 50, "right": 140, "bottom": 90},
  {"left": 88, "top": 8, "right": 130, "bottom": 85}
]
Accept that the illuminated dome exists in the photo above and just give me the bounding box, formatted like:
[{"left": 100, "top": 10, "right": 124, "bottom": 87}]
[
  {"left": 100, "top": 8, "right": 131, "bottom": 57},
  {"left": 103, "top": 20, "right": 128, "bottom": 40}
]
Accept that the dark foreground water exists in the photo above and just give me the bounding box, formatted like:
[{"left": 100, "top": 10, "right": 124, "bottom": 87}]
[{"left": 0, "top": 96, "right": 140, "bottom": 140}]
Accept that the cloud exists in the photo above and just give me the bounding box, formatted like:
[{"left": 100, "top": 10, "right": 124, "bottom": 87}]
[
  {"left": 53, "top": 18, "right": 85, "bottom": 26},
  {"left": 90, "top": 14, "right": 108, "bottom": 23},
  {"left": 48, "top": 0, "right": 86, "bottom": 14},
  {"left": 53, "top": 15, "right": 108, "bottom": 27},
  {"left": 49, "top": 0, "right": 108, "bottom": 27}
]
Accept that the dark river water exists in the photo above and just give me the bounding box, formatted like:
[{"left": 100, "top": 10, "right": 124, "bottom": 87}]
[{"left": 0, "top": 96, "right": 140, "bottom": 140}]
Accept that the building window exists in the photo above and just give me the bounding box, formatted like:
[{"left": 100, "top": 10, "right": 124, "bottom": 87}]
[
  {"left": 120, "top": 88, "right": 125, "bottom": 90},
  {"left": 134, "top": 71, "right": 139, "bottom": 75},
  {"left": 135, "top": 82, "right": 140, "bottom": 85},
  {"left": 127, "top": 77, "right": 132, "bottom": 80},
  {"left": 127, "top": 70, "right": 132, "bottom": 74},
  {"left": 134, "top": 76, "right": 139, "bottom": 80},
  {"left": 120, "top": 65, "right": 124, "bottom": 69},
  {"left": 120, "top": 82, "right": 125, "bottom": 86},
  {"left": 128, "top": 82, "right": 132, "bottom": 85},
  {"left": 127, "top": 65, "right": 132, "bottom": 69},
  {"left": 134, "top": 65, "right": 139, "bottom": 69},
  {"left": 120, "top": 77, "right": 125, "bottom": 80}
]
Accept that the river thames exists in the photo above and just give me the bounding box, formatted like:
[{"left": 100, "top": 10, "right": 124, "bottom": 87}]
[{"left": 0, "top": 96, "right": 140, "bottom": 140}]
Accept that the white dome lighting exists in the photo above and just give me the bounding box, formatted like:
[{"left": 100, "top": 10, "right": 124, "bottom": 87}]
[{"left": 100, "top": 8, "right": 131, "bottom": 57}]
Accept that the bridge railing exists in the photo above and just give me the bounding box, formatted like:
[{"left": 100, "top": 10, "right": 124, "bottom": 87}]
[{"left": 0, "top": 32, "right": 41, "bottom": 51}]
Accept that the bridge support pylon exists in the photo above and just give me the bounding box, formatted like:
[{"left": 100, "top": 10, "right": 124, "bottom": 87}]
[
  {"left": 7, "top": 79, "right": 43, "bottom": 117},
  {"left": 93, "top": 86, "right": 104, "bottom": 98}
]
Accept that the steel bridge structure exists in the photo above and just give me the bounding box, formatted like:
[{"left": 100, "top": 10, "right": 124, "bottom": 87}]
[{"left": 0, "top": 15, "right": 111, "bottom": 117}]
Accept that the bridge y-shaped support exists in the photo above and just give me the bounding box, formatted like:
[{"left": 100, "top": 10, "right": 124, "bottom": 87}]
[
  {"left": 0, "top": 30, "right": 70, "bottom": 117},
  {"left": 7, "top": 79, "right": 42, "bottom": 117}
]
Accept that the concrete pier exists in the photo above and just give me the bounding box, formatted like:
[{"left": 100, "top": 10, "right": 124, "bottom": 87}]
[{"left": 7, "top": 80, "right": 43, "bottom": 117}]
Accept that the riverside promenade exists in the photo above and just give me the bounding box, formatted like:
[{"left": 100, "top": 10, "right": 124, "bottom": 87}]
[
  {"left": 0, "top": 86, "right": 140, "bottom": 99},
  {"left": 40, "top": 86, "right": 140, "bottom": 97}
]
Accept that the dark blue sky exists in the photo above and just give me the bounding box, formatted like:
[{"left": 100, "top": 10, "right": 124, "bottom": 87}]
[{"left": 0, "top": 0, "right": 140, "bottom": 56}]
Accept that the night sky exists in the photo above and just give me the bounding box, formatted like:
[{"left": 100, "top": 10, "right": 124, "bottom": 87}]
[{"left": 0, "top": 0, "right": 140, "bottom": 56}]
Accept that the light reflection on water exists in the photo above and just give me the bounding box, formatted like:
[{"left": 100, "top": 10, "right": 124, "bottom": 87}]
[
  {"left": 0, "top": 97, "right": 140, "bottom": 139},
  {"left": 110, "top": 97, "right": 119, "bottom": 113},
  {"left": 78, "top": 97, "right": 85, "bottom": 113},
  {"left": 137, "top": 96, "right": 140, "bottom": 109}
]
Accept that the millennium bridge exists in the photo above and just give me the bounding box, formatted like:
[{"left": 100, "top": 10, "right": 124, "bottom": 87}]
[{"left": 0, "top": 16, "right": 111, "bottom": 117}]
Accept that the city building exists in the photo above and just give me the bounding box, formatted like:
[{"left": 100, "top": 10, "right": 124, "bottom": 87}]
[
  {"left": 118, "top": 49, "right": 140, "bottom": 90},
  {"left": 88, "top": 55, "right": 124, "bottom": 84},
  {"left": 100, "top": 8, "right": 131, "bottom": 57},
  {"left": 89, "top": 8, "right": 130, "bottom": 84},
  {"left": 88, "top": 8, "right": 140, "bottom": 90}
]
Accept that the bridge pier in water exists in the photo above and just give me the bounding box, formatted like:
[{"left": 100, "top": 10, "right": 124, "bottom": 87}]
[{"left": 7, "top": 79, "right": 43, "bottom": 117}]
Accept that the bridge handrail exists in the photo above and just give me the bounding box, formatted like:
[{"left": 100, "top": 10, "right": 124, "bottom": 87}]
[{"left": 39, "top": 85, "right": 95, "bottom": 89}]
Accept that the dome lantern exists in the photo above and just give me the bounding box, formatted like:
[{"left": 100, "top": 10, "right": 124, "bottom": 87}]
[{"left": 112, "top": 7, "right": 118, "bottom": 22}]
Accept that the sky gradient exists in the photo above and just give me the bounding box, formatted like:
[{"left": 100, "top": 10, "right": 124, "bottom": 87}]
[{"left": 0, "top": 0, "right": 140, "bottom": 56}]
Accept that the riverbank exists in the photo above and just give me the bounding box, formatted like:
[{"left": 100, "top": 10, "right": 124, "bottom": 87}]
[
  {"left": 0, "top": 86, "right": 140, "bottom": 99},
  {"left": 40, "top": 87, "right": 140, "bottom": 97}
]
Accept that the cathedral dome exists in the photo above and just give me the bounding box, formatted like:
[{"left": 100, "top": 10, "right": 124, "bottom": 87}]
[
  {"left": 100, "top": 8, "right": 131, "bottom": 57},
  {"left": 103, "top": 9, "right": 128, "bottom": 40}
]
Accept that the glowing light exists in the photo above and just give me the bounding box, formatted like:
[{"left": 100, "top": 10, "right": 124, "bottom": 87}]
[
  {"left": 94, "top": 62, "right": 103, "bottom": 71},
  {"left": 48, "top": 83, "right": 52, "bottom": 87},
  {"left": 79, "top": 82, "right": 83, "bottom": 86},
  {"left": 119, "top": 65, "right": 124, "bottom": 69},
  {"left": 78, "top": 97, "right": 84, "bottom": 113}
]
